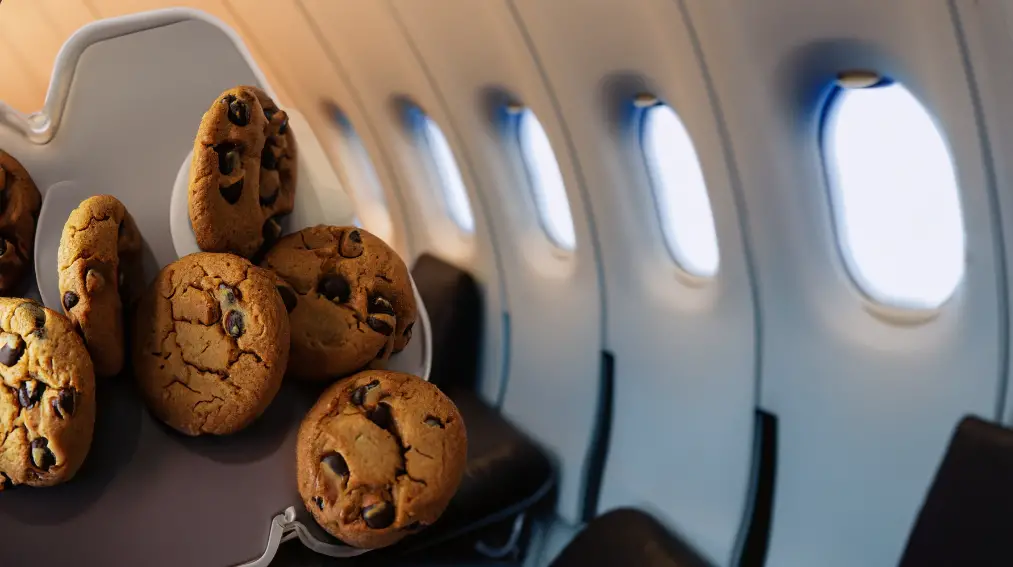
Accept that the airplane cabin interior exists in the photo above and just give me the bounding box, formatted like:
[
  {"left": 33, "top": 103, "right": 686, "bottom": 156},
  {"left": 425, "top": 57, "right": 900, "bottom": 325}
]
[{"left": 0, "top": 1, "right": 1011, "bottom": 566}]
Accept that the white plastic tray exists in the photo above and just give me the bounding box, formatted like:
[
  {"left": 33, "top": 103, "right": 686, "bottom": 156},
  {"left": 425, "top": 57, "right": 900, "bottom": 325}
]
[{"left": 0, "top": 8, "right": 431, "bottom": 567}]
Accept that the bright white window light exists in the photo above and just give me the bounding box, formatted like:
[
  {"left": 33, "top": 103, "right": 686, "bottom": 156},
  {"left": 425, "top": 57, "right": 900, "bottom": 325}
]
[
  {"left": 421, "top": 115, "right": 475, "bottom": 233},
  {"left": 641, "top": 103, "right": 720, "bottom": 277},
  {"left": 822, "top": 80, "right": 965, "bottom": 309},
  {"left": 517, "top": 110, "right": 577, "bottom": 250}
]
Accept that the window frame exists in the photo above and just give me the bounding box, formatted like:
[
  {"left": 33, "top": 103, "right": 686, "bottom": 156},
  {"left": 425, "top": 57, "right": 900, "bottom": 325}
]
[
  {"left": 414, "top": 108, "right": 476, "bottom": 234},
  {"left": 509, "top": 106, "right": 578, "bottom": 251},
  {"left": 637, "top": 98, "right": 721, "bottom": 279},
  {"left": 818, "top": 77, "right": 967, "bottom": 312}
]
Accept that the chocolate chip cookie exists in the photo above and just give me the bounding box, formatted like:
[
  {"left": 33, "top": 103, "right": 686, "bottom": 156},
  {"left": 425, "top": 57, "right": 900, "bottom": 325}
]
[
  {"left": 0, "top": 151, "right": 42, "bottom": 294},
  {"left": 0, "top": 298, "right": 96, "bottom": 489},
  {"left": 58, "top": 195, "right": 143, "bottom": 378},
  {"left": 188, "top": 86, "right": 297, "bottom": 260},
  {"left": 296, "top": 370, "right": 467, "bottom": 548},
  {"left": 132, "top": 252, "right": 290, "bottom": 436},
  {"left": 261, "top": 226, "right": 416, "bottom": 382}
]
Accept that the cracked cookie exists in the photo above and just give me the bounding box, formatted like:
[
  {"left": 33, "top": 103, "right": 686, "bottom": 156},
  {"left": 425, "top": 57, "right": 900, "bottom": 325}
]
[
  {"left": 58, "top": 195, "right": 143, "bottom": 378},
  {"left": 0, "top": 298, "right": 96, "bottom": 489},
  {"left": 188, "top": 86, "right": 297, "bottom": 260},
  {"left": 132, "top": 252, "right": 290, "bottom": 436},
  {"left": 296, "top": 370, "right": 467, "bottom": 548},
  {"left": 0, "top": 151, "right": 42, "bottom": 294},
  {"left": 261, "top": 226, "right": 417, "bottom": 382}
]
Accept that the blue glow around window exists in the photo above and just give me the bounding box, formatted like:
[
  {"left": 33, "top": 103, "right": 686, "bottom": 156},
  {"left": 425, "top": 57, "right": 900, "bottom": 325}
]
[
  {"left": 420, "top": 114, "right": 475, "bottom": 233},
  {"left": 641, "top": 103, "right": 720, "bottom": 277},
  {"left": 822, "top": 81, "right": 965, "bottom": 309},
  {"left": 517, "top": 110, "right": 576, "bottom": 250}
]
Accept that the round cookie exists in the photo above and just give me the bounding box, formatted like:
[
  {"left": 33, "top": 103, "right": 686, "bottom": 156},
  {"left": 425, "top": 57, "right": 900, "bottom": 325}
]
[
  {"left": 0, "top": 151, "right": 42, "bottom": 294},
  {"left": 188, "top": 86, "right": 297, "bottom": 260},
  {"left": 0, "top": 298, "right": 96, "bottom": 489},
  {"left": 132, "top": 252, "right": 290, "bottom": 436},
  {"left": 296, "top": 370, "right": 467, "bottom": 548},
  {"left": 261, "top": 226, "right": 417, "bottom": 382},
  {"left": 58, "top": 195, "right": 143, "bottom": 378}
]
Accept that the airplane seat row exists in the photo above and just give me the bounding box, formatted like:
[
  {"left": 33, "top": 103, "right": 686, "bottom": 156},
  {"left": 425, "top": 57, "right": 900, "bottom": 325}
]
[{"left": 547, "top": 415, "right": 1013, "bottom": 567}]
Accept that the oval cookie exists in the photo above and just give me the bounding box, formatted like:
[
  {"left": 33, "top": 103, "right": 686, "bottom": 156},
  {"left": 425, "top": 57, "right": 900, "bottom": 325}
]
[
  {"left": 58, "top": 195, "right": 143, "bottom": 377},
  {"left": 132, "top": 252, "right": 290, "bottom": 435},
  {"left": 296, "top": 370, "right": 467, "bottom": 548},
  {"left": 188, "top": 86, "right": 297, "bottom": 260},
  {"left": 0, "top": 151, "right": 42, "bottom": 294},
  {"left": 262, "top": 226, "right": 417, "bottom": 382},
  {"left": 0, "top": 299, "right": 96, "bottom": 489}
]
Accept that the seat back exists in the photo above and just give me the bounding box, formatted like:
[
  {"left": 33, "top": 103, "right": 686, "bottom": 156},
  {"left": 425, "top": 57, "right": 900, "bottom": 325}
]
[{"left": 899, "top": 417, "right": 1013, "bottom": 567}]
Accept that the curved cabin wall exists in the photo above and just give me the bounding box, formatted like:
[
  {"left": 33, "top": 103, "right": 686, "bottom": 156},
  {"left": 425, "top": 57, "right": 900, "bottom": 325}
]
[{"left": 4, "top": 2, "right": 1013, "bottom": 566}]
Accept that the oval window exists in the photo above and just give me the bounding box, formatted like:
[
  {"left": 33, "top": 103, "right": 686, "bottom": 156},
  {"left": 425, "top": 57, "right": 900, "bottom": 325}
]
[
  {"left": 822, "top": 78, "right": 965, "bottom": 309},
  {"left": 419, "top": 113, "right": 475, "bottom": 233},
  {"left": 641, "top": 102, "right": 720, "bottom": 277},
  {"left": 324, "top": 101, "right": 394, "bottom": 242},
  {"left": 517, "top": 109, "right": 577, "bottom": 250}
]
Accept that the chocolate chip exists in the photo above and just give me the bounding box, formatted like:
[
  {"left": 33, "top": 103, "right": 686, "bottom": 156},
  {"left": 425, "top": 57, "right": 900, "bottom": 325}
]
[
  {"left": 225, "top": 310, "right": 244, "bottom": 338},
  {"left": 224, "top": 94, "right": 250, "bottom": 126},
  {"left": 278, "top": 115, "right": 289, "bottom": 135},
  {"left": 351, "top": 380, "right": 380, "bottom": 406},
  {"left": 63, "top": 291, "right": 79, "bottom": 310},
  {"left": 17, "top": 379, "right": 44, "bottom": 408},
  {"left": 367, "top": 402, "right": 393, "bottom": 430},
  {"left": 220, "top": 178, "right": 243, "bottom": 204},
  {"left": 52, "top": 390, "right": 75, "bottom": 419},
  {"left": 277, "top": 285, "right": 297, "bottom": 313},
  {"left": 366, "top": 316, "right": 394, "bottom": 336},
  {"left": 362, "top": 501, "right": 395, "bottom": 529},
  {"left": 261, "top": 141, "right": 278, "bottom": 170},
  {"left": 262, "top": 216, "right": 282, "bottom": 246},
  {"left": 264, "top": 108, "right": 276, "bottom": 122},
  {"left": 368, "top": 296, "right": 395, "bottom": 316},
  {"left": 30, "top": 438, "right": 55, "bottom": 471},
  {"left": 424, "top": 415, "right": 444, "bottom": 428},
  {"left": 322, "top": 452, "right": 349, "bottom": 476},
  {"left": 318, "top": 274, "right": 351, "bottom": 303},
  {"left": 0, "top": 334, "right": 25, "bottom": 366},
  {"left": 259, "top": 185, "right": 279, "bottom": 207},
  {"left": 314, "top": 496, "right": 324, "bottom": 511},
  {"left": 214, "top": 142, "right": 242, "bottom": 176},
  {"left": 339, "top": 229, "right": 364, "bottom": 258},
  {"left": 218, "top": 283, "right": 238, "bottom": 304},
  {"left": 0, "top": 238, "right": 7, "bottom": 256}
]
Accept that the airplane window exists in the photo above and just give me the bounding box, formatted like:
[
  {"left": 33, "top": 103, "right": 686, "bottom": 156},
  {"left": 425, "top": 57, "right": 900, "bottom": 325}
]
[
  {"left": 641, "top": 102, "right": 720, "bottom": 277},
  {"left": 323, "top": 101, "right": 394, "bottom": 242},
  {"left": 419, "top": 113, "right": 475, "bottom": 234},
  {"left": 822, "top": 77, "right": 965, "bottom": 309},
  {"left": 517, "top": 109, "right": 577, "bottom": 250}
]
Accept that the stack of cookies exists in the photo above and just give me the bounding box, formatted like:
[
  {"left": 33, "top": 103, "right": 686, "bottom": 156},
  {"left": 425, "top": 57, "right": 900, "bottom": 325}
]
[{"left": 0, "top": 86, "right": 467, "bottom": 552}]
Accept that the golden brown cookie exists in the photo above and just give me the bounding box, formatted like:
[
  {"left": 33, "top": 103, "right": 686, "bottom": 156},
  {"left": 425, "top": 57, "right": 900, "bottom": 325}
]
[
  {"left": 188, "top": 86, "right": 297, "bottom": 260},
  {"left": 0, "top": 299, "right": 96, "bottom": 489},
  {"left": 261, "top": 226, "right": 416, "bottom": 382},
  {"left": 296, "top": 370, "right": 467, "bottom": 548},
  {"left": 57, "top": 195, "right": 143, "bottom": 378},
  {"left": 132, "top": 252, "right": 290, "bottom": 436},
  {"left": 0, "top": 151, "right": 42, "bottom": 294}
]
